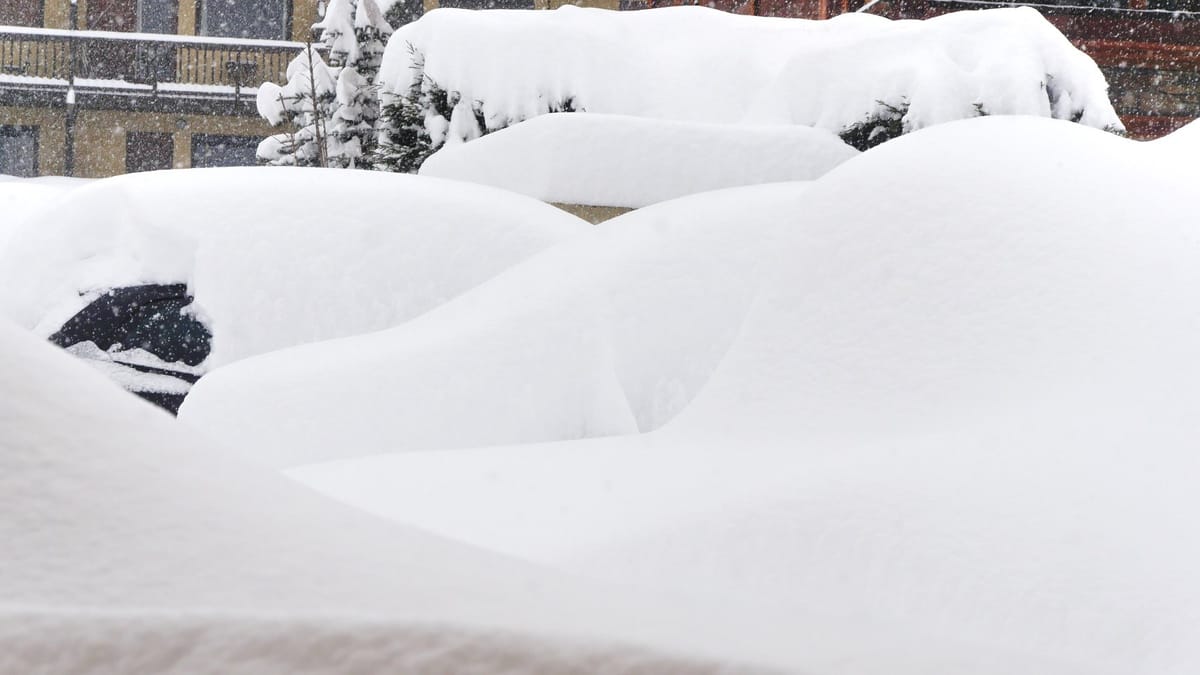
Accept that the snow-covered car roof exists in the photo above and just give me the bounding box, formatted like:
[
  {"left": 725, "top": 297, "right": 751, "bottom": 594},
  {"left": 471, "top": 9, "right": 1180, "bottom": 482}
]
[
  {"left": 0, "top": 167, "right": 590, "bottom": 369},
  {"left": 418, "top": 113, "right": 859, "bottom": 208}
]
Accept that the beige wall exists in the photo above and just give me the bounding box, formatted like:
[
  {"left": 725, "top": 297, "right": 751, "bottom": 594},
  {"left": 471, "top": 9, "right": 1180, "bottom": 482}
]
[
  {"left": 292, "top": 0, "right": 319, "bottom": 42},
  {"left": 42, "top": 0, "right": 72, "bottom": 29},
  {"left": 2, "top": 105, "right": 276, "bottom": 177},
  {"left": 73, "top": 110, "right": 276, "bottom": 177}
]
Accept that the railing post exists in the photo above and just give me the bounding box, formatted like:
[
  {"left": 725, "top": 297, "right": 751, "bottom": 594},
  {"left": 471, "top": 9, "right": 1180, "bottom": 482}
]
[{"left": 65, "top": 0, "right": 79, "bottom": 177}]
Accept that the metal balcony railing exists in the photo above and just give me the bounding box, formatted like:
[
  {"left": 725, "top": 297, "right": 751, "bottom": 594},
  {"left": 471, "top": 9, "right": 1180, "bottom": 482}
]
[{"left": 0, "top": 26, "right": 312, "bottom": 103}]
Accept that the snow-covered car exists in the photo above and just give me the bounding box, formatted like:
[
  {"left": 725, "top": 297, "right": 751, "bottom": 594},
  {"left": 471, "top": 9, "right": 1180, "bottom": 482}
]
[
  {"left": 0, "top": 167, "right": 590, "bottom": 412},
  {"left": 418, "top": 113, "right": 859, "bottom": 211}
]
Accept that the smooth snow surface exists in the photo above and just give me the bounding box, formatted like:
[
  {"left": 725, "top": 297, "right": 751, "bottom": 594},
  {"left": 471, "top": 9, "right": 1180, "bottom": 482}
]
[
  {"left": 260, "top": 117, "right": 1200, "bottom": 674},
  {"left": 381, "top": 6, "right": 1120, "bottom": 144},
  {"left": 0, "top": 317, "right": 782, "bottom": 674},
  {"left": 419, "top": 113, "right": 857, "bottom": 207},
  {"left": 0, "top": 177, "right": 86, "bottom": 253},
  {"left": 0, "top": 167, "right": 589, "bottom": 368},
  {"left": 181, "top": 182, "right": 806, "bottom": 467}
]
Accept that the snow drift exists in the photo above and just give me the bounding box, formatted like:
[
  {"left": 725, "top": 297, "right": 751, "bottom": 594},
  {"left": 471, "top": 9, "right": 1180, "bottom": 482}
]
[
  {"left": 181, "top": 182, "right": 806, "bottom": 467},
  {"left": 418, "top": 113, "right": 858, "bottom": 207},
  {"left": 379, "top": 6, "right": 1121, "bottom": 158},
  {"left": 0, "top": 167, "right": 589, "bottom": 370},
  {"left": 0, "top": 176, "right": 87, "bottom": 254},
  {"left": 190, "top": 116, "right": 1200, "bottom": 673},
  {"left": 0, "top": 317, "right": 782, "bottom": 674}
]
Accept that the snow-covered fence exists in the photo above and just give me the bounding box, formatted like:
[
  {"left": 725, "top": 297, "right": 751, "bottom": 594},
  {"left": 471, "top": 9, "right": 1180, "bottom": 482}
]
[{"left": 375, "top": 5, "right": 1122, "bottom": 170}]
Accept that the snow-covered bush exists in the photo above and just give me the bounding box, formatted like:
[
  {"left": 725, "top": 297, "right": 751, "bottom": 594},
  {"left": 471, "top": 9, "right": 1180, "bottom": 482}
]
[{"left": 376, "top": 6, "right": 1122, "bottom": 162}]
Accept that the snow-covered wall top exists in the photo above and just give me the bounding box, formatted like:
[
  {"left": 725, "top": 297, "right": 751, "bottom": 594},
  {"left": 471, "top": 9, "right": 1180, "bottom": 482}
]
[
  {"left": 378, "top": 5, "right": 1121, "bottom": 154},
  {"left": 418, "top": 113, "right": 859, "bottom": 207}
]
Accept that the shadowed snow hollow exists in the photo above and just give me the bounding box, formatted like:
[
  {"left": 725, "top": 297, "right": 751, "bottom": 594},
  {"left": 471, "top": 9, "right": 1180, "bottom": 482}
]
[
  {"left": 0, "top": 167, "right": 589, "bottom": 368},
  {"left": 286, "top": 117, "right": 1200, "bottom": 674}
]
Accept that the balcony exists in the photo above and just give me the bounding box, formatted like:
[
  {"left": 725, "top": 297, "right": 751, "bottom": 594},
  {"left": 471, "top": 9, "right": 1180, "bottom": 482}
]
[{"left": 0, "top": 26, "right": 312, "bottom": 114}]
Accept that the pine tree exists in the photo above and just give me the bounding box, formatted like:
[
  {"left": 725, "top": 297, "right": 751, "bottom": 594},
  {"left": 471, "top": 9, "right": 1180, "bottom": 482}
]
[
  {"left": 369, "top": 42, "right": 453, "bottom": 171},
  {"left": 256, "top": 44, "right": 338, "bottom": 167},
  {"left": 314, "top": 0, "right": 394, "bottom": 169}
]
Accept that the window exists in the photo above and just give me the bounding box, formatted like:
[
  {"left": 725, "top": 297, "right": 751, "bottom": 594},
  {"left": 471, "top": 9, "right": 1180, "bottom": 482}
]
[
  {"left": 190, "top": 134, "right": 260, "bottom": 168},
  {"left": 127, "top": 132, "right": 175, "bottom": 173},
  {"left": 0, "top": 3, "right": 45, "bottom": 26},
  {"left": 87, "top": 0, "right": 136, "bottom": 31},
  {"left": 138, "top": 0, "right": 179, "bottom": 33},
  {"left": 0, "top": 126, "right": 38, "bottom": 178},
  {"left": 200, "top": 0, "right": 289, "bottom": 40}
]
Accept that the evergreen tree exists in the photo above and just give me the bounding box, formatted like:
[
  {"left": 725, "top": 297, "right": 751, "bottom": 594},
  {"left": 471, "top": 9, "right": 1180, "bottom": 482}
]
[
  {"left": 256, "top": 44, "right": 338, "bottom": 167},
  {"left": 314, "top": 0, "right": 394, "bottom": 169}
]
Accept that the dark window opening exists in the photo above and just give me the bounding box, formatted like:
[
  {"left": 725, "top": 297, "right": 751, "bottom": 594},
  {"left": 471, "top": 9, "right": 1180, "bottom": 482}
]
[
  {"left": 87, "top": 0, "right": 137, "bottom": 31},
  {"left": 0, "top": 2, "right": 45, "bottom": 26},
  {"left": 190, "top": 134, "right": 260, "bottom": 168},
  {"left": 127, "top": 131, "right": 176, "bottom": 173},
  {"left": 199, "top": 0, "right": 290, "bottom": 40},
  {"left": 138, "top": 0, "right": 179, "bottom": 33},
  {"left": 0, "top": 125, "right": 38, "bottom": 178}
]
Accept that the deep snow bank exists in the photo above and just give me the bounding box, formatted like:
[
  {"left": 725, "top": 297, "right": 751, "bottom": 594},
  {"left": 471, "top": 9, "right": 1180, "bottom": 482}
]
[
  {"left": 0, "top": 167, "right": 588, "bottom": 368},
  {"left": 181, "top": 182, "right": 806, "bottom": 467},
  {"left": 418, "top": 113, "right": 857, "bottom": 207},
  {"left": 280, "top": 116, "right": 1200, "bottom": 674},
  {"left": 0, "top": 177, "right": 86, "bottom": 254},
  {"left": 0, "top": 317, "right": 777, "bottom": 674},
  {"left": 379, "top": 6, "right": 1120, "bottom": 156}
]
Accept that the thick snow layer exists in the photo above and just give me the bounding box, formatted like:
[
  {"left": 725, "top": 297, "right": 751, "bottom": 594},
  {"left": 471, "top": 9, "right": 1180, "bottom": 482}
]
[
  {"left": 0, "top": 167, "right": 588, "bottom": 368},
  {"left": 0, "top": 177, "right": 86, "bottom": 253},
  {"left": 0, "top": 317, "right": 784, "bottom": 674},
  {"left": 181, "top": 182, "right": 806, "bottom": 467},
  {"left": 1154, "top": 117, "right": 1200, "bottom": 146},
  {"left": 419, "top": 113, "right": 857, "bottom": 207},
  {"left": 380, "top": 6, "right": 1121, "bottom": 144},
  {"left": 211, "top": 116, "right": 1200, "bottom": 673}
]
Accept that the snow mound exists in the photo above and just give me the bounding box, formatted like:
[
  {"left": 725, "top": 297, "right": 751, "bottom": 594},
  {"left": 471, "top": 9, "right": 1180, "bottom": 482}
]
[
  {"left": 0, "top": 177, "right": 86, "bottom": 254},
  {"left": 0, "top": 167, "right": 589, "bottom": 368},
  {"left": 0, "top": 317, "right": 777, "bottom": 674},
  {"left": 380, "top": 6, "right": 1120, "bottom": 153},
  {"left": 276, "top": 116, "right": 1200, "bottom": 673},
  {"left": 1153, "top": 117, "right": 1200, "bottom": 147},
  {"left": 180, "top": 182, "right": 806, "bottom": 467},
  {"left": 418, "top": 113, "right": 857, "bottom": 207}
]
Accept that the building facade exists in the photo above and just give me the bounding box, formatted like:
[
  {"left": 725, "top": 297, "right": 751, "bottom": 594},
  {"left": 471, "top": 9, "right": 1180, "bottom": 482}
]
[{"left": 0, "top": 0, "right": 319, "bottom": 177}]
